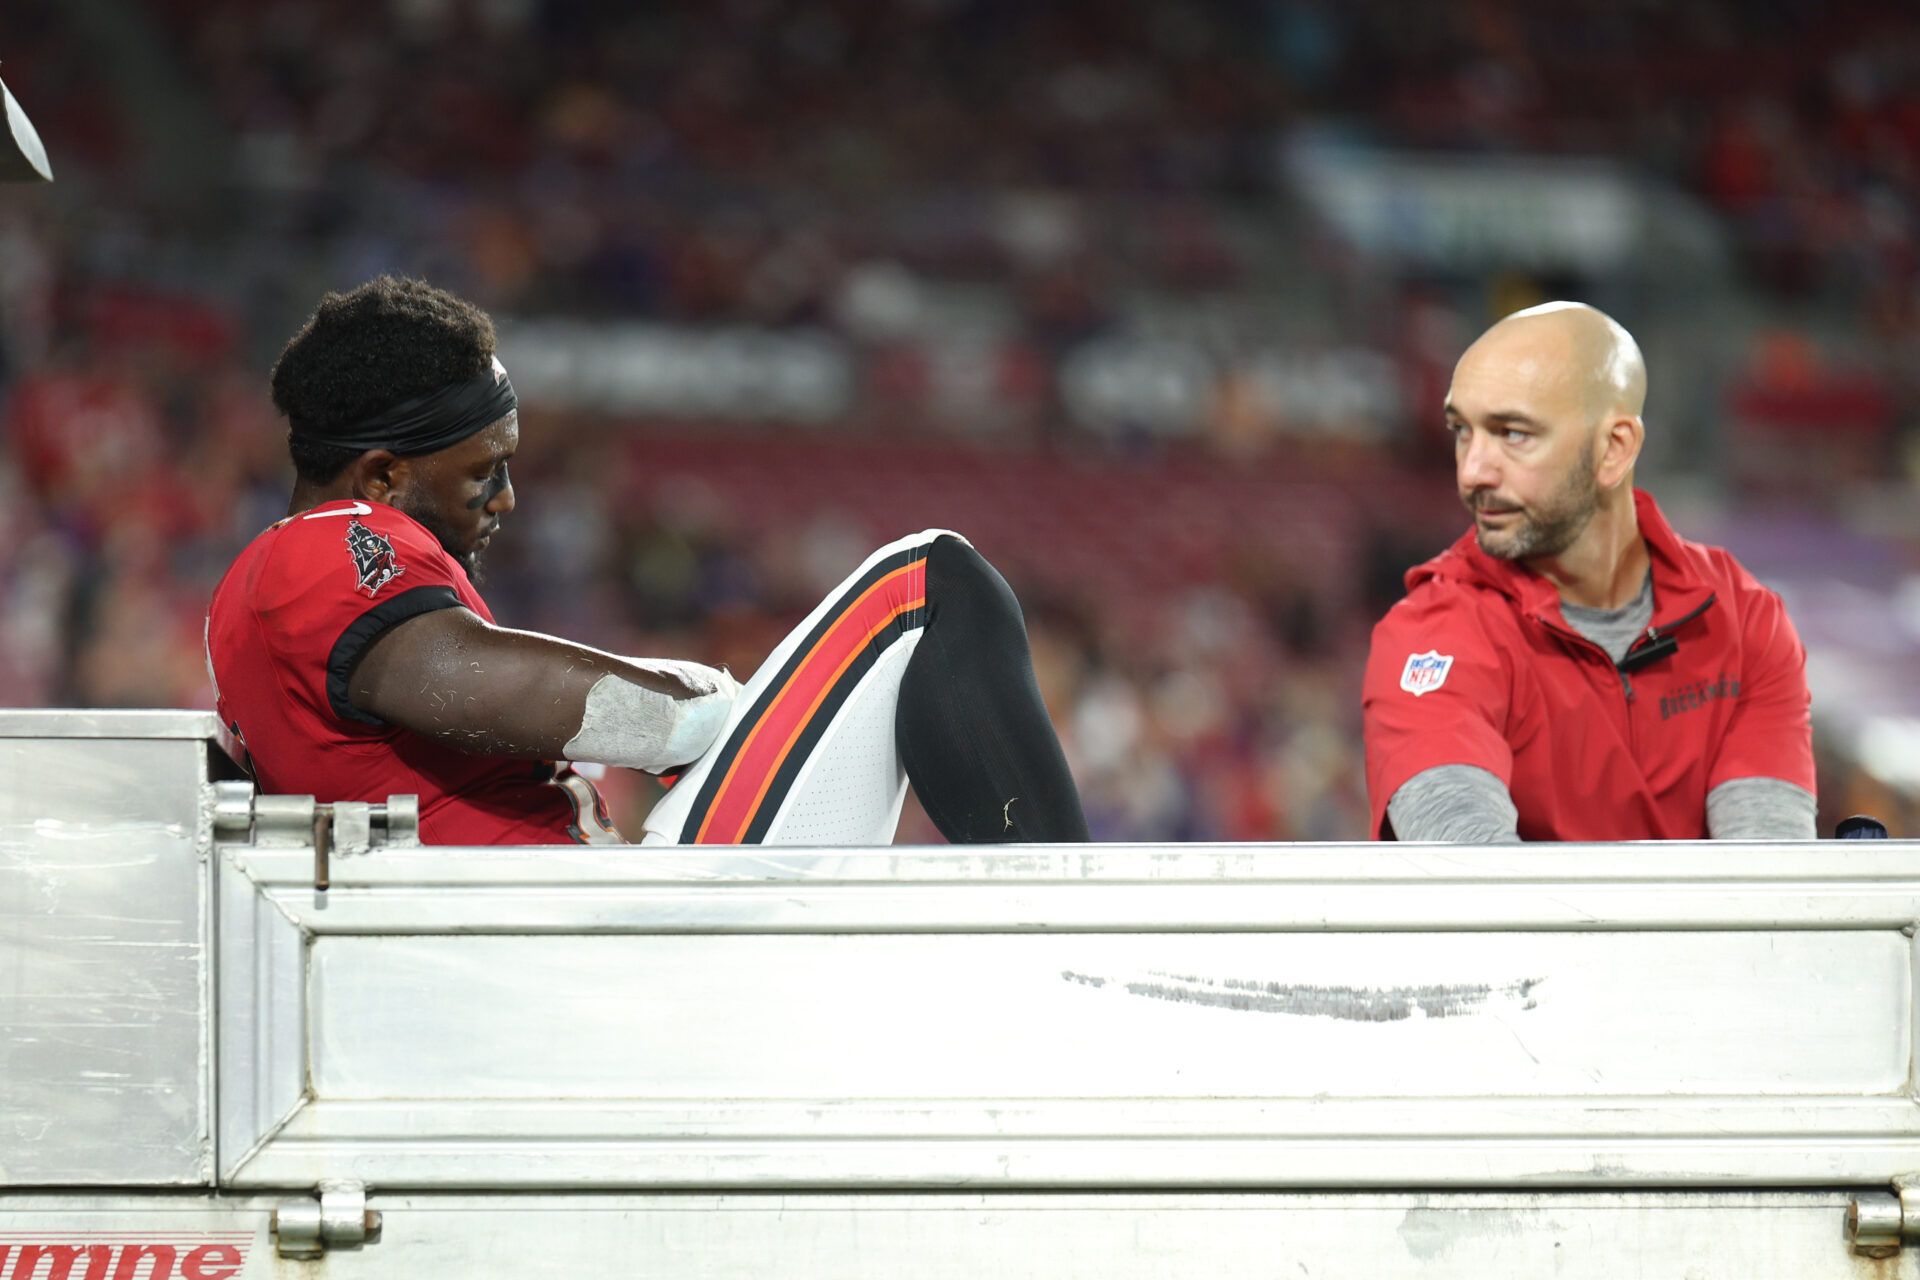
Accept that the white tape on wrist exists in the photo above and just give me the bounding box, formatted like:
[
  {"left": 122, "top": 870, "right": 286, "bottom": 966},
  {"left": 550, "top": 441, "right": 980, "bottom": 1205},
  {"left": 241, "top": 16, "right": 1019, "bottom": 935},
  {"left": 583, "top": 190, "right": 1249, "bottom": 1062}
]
[{"left": 563, "top": 662, "right": 741, "bottom": 773}]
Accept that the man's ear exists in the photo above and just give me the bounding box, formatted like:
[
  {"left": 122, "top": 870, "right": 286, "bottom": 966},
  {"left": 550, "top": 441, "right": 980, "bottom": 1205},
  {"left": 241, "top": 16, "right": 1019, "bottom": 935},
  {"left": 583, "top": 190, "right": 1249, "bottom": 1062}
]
[
  {"left": 1597, "top": 414, "right": 1644, "bottom": 489},
  {"left": 346, "top": 450, "right": 407, "bottom": 503}
]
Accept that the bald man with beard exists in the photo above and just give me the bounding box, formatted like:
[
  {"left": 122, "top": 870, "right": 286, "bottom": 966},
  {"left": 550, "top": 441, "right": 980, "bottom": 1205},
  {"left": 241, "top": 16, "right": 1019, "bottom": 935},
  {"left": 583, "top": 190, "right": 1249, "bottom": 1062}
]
[{"left": 1362, "top": 302, "right": 1816, "bottom": 843}]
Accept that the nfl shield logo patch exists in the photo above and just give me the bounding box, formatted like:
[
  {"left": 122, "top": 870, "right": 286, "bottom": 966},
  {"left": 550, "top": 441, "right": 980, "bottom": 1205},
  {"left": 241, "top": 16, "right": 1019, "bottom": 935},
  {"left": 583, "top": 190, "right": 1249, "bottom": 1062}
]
[{"left": 1399, "top": 650, "right": 1454, "bottom": 697}]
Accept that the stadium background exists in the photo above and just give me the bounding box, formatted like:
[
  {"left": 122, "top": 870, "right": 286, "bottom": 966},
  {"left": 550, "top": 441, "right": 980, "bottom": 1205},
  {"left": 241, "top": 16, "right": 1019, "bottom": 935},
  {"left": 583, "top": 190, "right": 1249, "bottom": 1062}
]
[{"left": 2, "top": 0, "right": 1917, "bottom": 840}]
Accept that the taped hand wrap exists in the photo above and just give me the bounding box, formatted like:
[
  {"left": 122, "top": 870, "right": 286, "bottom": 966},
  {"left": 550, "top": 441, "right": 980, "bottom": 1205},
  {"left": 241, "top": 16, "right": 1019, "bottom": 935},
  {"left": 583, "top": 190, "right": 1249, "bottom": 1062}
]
[{"left": 563, "top": 661, "right": 741, "bottom": 773}]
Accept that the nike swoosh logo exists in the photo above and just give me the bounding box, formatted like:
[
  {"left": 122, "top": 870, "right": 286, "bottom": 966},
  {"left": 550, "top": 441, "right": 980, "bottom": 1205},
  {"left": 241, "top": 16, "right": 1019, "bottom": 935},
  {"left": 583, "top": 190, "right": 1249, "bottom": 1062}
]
[{"left": 301, "top": 502, "right": 374, "bottom": 520}]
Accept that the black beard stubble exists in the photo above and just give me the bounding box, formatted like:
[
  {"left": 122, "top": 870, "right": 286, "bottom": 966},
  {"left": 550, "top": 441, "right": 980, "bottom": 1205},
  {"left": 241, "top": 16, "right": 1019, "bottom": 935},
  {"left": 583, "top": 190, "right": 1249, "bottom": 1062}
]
[
  {"left": 399, "top": 496, "right": 486, "bottom": 583},
  {"left": 1472, "top": 445, "right": 1600, "bottom": 561}
]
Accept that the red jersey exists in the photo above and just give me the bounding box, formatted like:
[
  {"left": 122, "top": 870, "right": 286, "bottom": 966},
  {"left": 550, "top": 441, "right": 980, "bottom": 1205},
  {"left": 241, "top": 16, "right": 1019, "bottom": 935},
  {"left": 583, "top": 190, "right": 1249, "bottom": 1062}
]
[
  {"left": 1362, "top": 489, "right": 1814, "bottom": 841},
  {"left": 206, "top": 499, "right": 616, "bottom": 845}
]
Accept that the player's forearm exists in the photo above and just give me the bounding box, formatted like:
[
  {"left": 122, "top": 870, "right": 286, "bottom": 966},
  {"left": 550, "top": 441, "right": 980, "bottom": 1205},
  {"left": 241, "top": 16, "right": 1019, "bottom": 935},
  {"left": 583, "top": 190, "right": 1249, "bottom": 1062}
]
[{"left": 350, "top": 609, "right": 736, "bottom": 767}]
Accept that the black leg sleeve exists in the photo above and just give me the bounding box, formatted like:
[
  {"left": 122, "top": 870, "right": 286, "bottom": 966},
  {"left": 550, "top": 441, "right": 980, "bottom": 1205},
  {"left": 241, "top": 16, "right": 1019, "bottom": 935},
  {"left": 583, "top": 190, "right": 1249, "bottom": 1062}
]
[{"left": 896, "top": 536, "right": 1091, "bottom": 843}]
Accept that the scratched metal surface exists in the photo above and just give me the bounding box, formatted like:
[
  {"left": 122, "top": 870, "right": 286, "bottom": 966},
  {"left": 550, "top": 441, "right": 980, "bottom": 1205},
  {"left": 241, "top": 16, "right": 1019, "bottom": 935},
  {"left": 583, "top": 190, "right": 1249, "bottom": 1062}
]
[
  {"left": 0, "top": 735, "right": 211, "bottom": 1185},
  {"left": 214, "top": 837, "right": 1920, "bottom": 1189},
  {"left": 306, "top": 931, "right": 1904, "bottom": 1100}
]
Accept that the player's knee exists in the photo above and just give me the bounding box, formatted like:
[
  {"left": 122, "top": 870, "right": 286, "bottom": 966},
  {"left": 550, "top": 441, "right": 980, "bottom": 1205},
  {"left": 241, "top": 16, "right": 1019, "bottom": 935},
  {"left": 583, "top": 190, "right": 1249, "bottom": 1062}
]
[{"left": 927, "top": 534, "right": 1027, "bottom": 637}]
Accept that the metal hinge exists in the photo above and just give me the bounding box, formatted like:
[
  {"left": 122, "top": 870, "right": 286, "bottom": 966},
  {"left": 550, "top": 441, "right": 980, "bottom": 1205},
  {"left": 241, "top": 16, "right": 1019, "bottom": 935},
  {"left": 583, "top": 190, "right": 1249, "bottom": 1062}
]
[
  {"left": 1848, "top": 1176, "right": 1920, "bottom": 1258},
  {"left": 212, "top": 781, "right": 420, "bottom": 889},
  {"left": 272, "top": 1180, "right": 383, "bottom": 1259}
]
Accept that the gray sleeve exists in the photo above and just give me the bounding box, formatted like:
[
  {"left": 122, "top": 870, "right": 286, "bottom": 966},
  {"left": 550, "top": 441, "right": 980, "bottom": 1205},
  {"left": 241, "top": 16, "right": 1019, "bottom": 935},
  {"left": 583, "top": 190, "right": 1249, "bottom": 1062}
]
[
  {"left": 1385, "top": 764, "right": 1523, "bottom": 844},
  {"left": 1705, "top": 776, "right": 1817, "bottom": 840}
]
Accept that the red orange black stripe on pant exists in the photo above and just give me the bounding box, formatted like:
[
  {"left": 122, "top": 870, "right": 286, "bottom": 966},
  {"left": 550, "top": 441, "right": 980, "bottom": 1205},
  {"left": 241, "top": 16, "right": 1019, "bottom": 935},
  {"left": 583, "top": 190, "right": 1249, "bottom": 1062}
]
[{"left": 680, "top": 546, "right": 931, "bottom": 844}]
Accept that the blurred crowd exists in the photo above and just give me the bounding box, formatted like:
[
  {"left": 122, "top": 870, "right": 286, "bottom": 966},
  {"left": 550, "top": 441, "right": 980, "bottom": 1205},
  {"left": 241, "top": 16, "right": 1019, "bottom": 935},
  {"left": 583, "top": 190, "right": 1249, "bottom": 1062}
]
[
  {"left": 3, "top": 0, "right": 1919, "bottom": 838},
  {"left": 16, "top": 0, "right": 1918, "bottom": 313}
]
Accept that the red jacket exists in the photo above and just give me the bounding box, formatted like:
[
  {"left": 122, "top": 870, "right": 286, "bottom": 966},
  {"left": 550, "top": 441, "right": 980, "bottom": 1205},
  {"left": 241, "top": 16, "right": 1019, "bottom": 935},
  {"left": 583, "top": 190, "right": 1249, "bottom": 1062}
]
[{"left": 1362, "top": 489, "right": 1813, "bottom": 841}]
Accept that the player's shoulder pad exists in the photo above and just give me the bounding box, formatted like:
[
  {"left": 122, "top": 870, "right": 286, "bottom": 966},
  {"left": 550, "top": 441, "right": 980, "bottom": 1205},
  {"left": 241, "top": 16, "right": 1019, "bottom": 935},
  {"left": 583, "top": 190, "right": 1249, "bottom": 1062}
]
[
  {"left": 278, "top": 501, "right": 435, "bottom": 548},
  {"left": 267, "top": 500, "right": 449, "bottom": 605}
]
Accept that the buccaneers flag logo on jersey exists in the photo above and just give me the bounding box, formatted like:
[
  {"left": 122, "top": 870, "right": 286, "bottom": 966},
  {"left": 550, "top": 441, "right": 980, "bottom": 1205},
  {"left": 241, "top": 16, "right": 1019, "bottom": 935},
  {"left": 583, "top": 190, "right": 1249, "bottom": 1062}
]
[{"left": 346, "top": 518, "right": 406, "bottom": 597}]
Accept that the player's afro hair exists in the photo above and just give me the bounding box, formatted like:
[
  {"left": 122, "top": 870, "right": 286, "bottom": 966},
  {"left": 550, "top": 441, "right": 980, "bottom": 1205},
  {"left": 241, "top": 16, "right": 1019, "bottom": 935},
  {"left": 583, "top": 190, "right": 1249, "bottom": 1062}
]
[{"left": 272, "top": 275, "right": 498, "bottom": 483}]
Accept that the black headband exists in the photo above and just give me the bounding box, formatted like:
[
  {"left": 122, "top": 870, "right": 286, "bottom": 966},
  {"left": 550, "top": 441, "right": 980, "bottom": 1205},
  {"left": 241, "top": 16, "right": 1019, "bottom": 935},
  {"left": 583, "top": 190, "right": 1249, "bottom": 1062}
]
[{"left": 291, "top": 356, "right": 518, "bottom": 455}]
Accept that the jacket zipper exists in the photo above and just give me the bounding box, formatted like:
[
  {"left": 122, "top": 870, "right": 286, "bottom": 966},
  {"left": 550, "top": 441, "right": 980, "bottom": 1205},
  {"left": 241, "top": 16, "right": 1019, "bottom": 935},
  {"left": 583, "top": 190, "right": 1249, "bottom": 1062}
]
[
  {"left": 1619, "top": 594, "right": 1716, "bottom": 669},
  {"left": 1540, "top": 592, "right": 1719, "bottom": 706}
]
